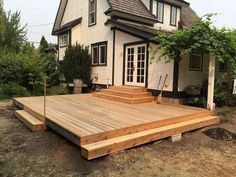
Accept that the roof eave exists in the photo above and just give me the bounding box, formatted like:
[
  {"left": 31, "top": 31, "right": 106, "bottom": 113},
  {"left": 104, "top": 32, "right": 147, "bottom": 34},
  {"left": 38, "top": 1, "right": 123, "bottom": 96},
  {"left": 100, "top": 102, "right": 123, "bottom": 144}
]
[{"left": 105, "top": 9, "right": 158, "bottom": 27}]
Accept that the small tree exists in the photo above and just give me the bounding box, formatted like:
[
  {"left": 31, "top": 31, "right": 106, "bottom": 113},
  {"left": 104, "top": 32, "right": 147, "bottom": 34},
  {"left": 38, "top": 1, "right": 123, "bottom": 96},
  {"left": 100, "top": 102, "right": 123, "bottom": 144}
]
[
  {"left": 156, "top": 14, "right": 236, "bottom": 75},
  {"left": 0, "top": 8, "right": 27, "bottom": 52},
  {"left": 62, "top": 44, "right": 91, "bottom": 85},
  {"left": 39, "top": 36, "right": 49, "bottom": 54}
]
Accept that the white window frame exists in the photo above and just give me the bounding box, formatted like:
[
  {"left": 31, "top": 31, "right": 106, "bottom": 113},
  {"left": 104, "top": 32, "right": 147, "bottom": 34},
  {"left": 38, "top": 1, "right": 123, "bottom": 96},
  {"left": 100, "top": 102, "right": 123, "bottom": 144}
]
[
  {"left": 99, "top": 45, "right": 106, "bottom": 65},
  {"left": 170, "top": 6, "right": 177, "bottom": 26},
  {"left": 88, "top": 0, "right": 96, "bottom": 26},
  {"left": 60, "top": 34, "right": 69, "bottom": 47}
]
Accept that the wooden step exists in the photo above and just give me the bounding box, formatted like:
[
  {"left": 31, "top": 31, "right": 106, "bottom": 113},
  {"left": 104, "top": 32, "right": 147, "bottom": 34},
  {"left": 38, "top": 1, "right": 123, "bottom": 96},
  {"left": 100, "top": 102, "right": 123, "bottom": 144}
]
[
  {"left": 109, "top": 86, "right": 146, "bottom": 93},
  {"left": 81, "top": 116, "right": 219, "bottom": 160},
  {"left": 101, "top": 89, "right": 150, "bottom": 98},
  {"left": 15, "top": 110, "right": 45, "bottom": 132},
  {"left": 93, "top": 93, "right": 154, "bottom": 104}
]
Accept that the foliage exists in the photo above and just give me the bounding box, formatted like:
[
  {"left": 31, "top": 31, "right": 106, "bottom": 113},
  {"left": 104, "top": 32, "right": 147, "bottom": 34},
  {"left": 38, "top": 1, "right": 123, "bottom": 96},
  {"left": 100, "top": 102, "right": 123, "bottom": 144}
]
[
  {"left": 214, "top": 81, "right": 231, "bottom": 107},
  {"left": 0, "top": 43, "right": 46, "bottom": 94},
  {"left": 0, "top": 7, "right": 27, "bottom": 52},
  {"left": 47, "top": 85, "right": 68, "bottom": 96},
  {"left": 62, "top": 44, "right": 91, "bottom": 85},
  {"left": 39, "top": 36, "right": 49, "bottom": 54},
  {"left": 156, "top": 14, "right": 236, "bottom": 75},
  {"left": 0, "top": 82, "right": 30, "bottom": 98}
]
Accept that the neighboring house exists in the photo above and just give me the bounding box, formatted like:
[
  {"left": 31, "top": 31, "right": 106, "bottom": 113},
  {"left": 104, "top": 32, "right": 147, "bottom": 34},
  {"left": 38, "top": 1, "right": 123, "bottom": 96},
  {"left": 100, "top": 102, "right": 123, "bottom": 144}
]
[{"left": 52, "top": 0, "right": 230, "bottom": 100}]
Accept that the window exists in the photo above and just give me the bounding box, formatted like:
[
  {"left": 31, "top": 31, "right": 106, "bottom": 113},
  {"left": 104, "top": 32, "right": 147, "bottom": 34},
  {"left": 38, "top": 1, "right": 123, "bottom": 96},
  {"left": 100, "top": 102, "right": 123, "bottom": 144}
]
[
  {"left": 152, "top": 1, "right": 164, "bottom": 23},
  {"left": 219, "top": 61, "right": 227, "bottom": 72},
  {"left": 170, "top": 6, "right": 177, "bottom": 26},
  {"left": 89, "top": 0, "right": 96, "bottom": 26},
  {"left": 91, "top": 42, "right": 107, "bottom": 66},
  {"left": 157, "top": 2, "right": 164, "bottom": 23},
  {"left": 92, "top": 46, "right": 98, "bottom": 65},
  {"left": 60, "top": 34, "right": 69, "bottom": 47},
  {"left": 189, "top": 54, "right": 203, "bottom": 71},
  {"left": 99, "top": 45, "right": 106, "bottom": 65}
]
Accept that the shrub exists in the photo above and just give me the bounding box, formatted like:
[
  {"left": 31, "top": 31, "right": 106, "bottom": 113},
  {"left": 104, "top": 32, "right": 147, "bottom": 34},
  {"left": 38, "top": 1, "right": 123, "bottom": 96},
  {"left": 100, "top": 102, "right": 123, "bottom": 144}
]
[
  {"left": 0, "top": 83, "right": 30, "bottom": 98},
  {"left": 62, "top": 44, "right": 91, "bottom": 85},
  {"left": 47, "top": 85, "right": 68, "bottom": 96}
]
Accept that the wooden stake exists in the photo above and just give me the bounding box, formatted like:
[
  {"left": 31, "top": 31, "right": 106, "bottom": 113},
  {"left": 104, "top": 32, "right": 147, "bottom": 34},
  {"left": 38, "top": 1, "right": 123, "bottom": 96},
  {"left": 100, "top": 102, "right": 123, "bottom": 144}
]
[{"left": 44, "top": 77, "right": 47, "bottom": 122}]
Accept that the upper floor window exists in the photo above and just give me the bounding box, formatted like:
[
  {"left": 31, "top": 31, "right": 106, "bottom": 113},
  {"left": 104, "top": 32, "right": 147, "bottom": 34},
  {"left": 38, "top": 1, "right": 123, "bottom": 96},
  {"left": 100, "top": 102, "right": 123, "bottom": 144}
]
[
  {"left": 91, "top": 41, "right": 107, "bottom": 66},
  {"left": 152, "top": 1, "right": 164, "bottom": 23},
  {"left": 189, "top": 54, "right": 203, "bottom": 71},
  {"left": 89, "top": 0, "right": 97, "bottom": 26},
  {"left": 170, "top": 6, "right": 177, "bottom": 26},
  {"left": 60, "top": 33, "right": 69, "bottom": 47}
]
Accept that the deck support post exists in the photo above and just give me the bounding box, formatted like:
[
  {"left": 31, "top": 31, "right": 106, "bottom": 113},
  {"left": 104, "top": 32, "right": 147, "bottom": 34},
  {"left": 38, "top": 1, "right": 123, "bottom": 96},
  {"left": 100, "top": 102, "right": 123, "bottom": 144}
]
[
  {"left": 207, "top": 55, "right": 216, "bottom": 112},
  {"left": 171, "top": 133, "right": 182, "bottom": 143}
]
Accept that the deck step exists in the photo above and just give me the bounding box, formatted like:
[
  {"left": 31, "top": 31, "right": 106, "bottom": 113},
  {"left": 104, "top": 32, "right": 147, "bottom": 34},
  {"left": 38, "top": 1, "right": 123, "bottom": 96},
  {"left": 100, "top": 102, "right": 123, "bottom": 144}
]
[
  {"left": 93, "top": 92, "right": 154, "bottom": 104},
  {"left": 101, "top": 89, "right": 150, "bottom": 98},
  {"left": 81, "top": 116, "right": 220, "bottom": 160},
  {"left": 15, "top": 110, "right": 45, "bottom": 132},
  {"left": 109, "top": 86, "right": 146, "bottom": 93}
]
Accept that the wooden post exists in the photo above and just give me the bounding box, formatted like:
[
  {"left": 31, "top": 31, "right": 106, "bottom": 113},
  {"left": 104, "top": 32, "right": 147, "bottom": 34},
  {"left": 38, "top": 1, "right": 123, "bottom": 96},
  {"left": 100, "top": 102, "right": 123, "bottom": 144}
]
[
  {"left": 44, "top": 77, "right": 47, "bottom": 122},
  {"left": 207, "top": 55, "right": 216, "bottom": 111}
]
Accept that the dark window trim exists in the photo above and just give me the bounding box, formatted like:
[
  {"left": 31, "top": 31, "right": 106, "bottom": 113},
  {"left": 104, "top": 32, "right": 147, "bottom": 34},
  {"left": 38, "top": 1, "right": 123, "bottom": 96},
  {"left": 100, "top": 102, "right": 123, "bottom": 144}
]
[
  {"left": 88, "top": 0, "right": 97, "bottom": 27},
  {"left": 170, "top": 6, "right": 177, "bottom": 26},
  {"left": 189, "top": 54, "right": 204, "bottom": 71},
  {"left": 219, "top": 61, "right": 228, "bottom": 72},
  {"left": 91, "top": 41, "right": 108, "bottom": 66}
]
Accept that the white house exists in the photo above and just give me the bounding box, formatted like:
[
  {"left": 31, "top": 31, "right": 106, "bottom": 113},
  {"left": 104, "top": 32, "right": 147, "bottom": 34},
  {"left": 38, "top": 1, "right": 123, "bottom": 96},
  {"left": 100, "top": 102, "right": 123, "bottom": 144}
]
[{"left": 52, "top": 0, "right": 230, "bottom": 103}]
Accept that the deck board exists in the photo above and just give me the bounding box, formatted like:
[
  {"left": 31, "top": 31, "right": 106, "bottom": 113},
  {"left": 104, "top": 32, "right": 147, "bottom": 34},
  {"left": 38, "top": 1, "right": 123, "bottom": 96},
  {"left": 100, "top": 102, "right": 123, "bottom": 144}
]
[{"left": 14, "top": 94, "right": 210, "bottom": 139}]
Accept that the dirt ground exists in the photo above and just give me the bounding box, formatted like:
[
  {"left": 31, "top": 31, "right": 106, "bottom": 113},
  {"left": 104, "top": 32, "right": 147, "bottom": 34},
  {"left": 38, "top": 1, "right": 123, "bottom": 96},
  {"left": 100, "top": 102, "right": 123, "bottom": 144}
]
[{"left": 0, "top": 101, "right": 236, "bottom": 177}]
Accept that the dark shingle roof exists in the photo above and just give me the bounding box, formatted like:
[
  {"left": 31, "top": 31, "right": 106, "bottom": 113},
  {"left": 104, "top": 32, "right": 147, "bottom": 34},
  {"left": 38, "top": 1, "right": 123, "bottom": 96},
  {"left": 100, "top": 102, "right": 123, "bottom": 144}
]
[
  {"left": 180, "top": 6, "right": 198, "bottom": 29},
  {"left": 107, "top": 0, "right": 156, "bottom": 21},
  {"left": 54, "top": 17, "right": 82, "bottom": 34}
]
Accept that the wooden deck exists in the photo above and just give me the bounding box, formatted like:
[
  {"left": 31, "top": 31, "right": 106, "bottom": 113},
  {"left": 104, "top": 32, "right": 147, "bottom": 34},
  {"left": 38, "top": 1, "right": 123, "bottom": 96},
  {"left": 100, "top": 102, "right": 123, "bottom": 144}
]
[{"left": 13, "top": 94, "right": 219, "bottom": 160}]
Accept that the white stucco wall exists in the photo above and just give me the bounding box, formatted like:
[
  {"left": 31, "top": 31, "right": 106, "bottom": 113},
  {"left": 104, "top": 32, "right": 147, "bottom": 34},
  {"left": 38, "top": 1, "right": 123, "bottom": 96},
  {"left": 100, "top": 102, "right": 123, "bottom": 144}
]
[
  {"left": 113, "top": 31, "right": 141, "bottom": 86},
  {"left": 141, "top": 0, "right": 180, "bottom": 31},
  {"left": 148, "top": 43, "right": 174, "bottom": 91},
  {"left": 178, "top": 55, "right": 231, "bottom": 92},
  {"left": 61, "top": 0, "right": 82, "bottom": 26},
  {"left": 59, "top": 0, "right": 113, "bottom": 85},
  {"left": 153, "top": 3, "right": 180, "bottom": 31}
]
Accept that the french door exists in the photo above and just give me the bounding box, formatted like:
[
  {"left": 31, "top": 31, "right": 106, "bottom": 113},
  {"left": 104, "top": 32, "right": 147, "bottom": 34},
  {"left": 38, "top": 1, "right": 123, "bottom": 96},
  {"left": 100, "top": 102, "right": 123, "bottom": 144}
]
[{"left": 125, "top": 44, "right": 147, "bottom": 87}]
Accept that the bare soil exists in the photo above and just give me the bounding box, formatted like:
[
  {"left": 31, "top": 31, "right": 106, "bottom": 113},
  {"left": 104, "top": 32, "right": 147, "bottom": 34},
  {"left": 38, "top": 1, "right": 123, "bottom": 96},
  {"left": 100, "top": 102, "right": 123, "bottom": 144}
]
[{"left": 0, "top": 101, "right": 236, "bottom": 177}]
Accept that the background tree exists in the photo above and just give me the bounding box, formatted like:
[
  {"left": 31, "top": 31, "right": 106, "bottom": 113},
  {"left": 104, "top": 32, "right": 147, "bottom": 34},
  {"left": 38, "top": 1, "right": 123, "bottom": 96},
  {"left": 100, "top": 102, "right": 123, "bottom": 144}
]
[
  {"left": 39, "top": 36, "right": 49, "bottom": 54},
  {"left": 62, "top": 44, "right": 91, "bottom": 85},
  {"left": 0, "top": 8, "right": 27, "bottom": 51}
]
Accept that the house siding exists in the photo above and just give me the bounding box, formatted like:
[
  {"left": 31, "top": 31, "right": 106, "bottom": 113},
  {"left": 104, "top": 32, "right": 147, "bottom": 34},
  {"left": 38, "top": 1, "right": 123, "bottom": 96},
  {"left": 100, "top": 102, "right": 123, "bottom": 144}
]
[
  {"left": 58, "top": 0, "right": 113, "bottom": 85},
  {"left": 178, "top": 55, "right": 231, "bottom": 92},
  {"left": 114, "top": 31, "right": 141, "bottom": 86},
  {"left": 148, "top": 43, "right": 174, "bottom": 92}
]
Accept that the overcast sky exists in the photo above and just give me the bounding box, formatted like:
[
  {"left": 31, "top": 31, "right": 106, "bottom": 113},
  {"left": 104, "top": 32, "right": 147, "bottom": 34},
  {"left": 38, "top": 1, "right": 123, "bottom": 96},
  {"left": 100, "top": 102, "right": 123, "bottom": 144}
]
[{"left": 4, "top": 0, "right": 236, "bottom": 45}]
